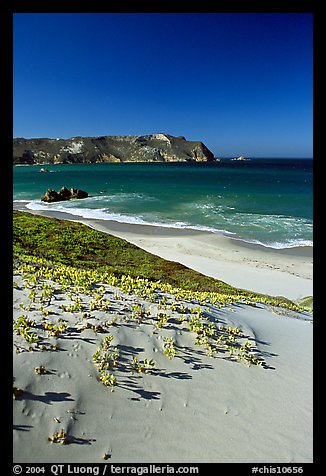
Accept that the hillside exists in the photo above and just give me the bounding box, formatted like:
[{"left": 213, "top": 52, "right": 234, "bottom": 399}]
[{"left": 13, "top": 133, "right": 216, "bottom": 164}]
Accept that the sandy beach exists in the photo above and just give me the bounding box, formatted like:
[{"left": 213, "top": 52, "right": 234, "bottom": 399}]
[
  {"left": 13, "top": 204, "right": 313, "bottom": 463},
  {"left": 14, "top": 202, "right": 313, "bottom": 301}
]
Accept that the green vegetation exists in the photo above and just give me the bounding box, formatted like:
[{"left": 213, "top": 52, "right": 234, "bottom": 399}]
[
  {"left": 13, "top": 211, "right": 306, "bottom": 311},
  {"left": 13, "top": 315, "right": 39, "bottom": 344},
  {"left": 13, "top": 210, "right": 239, "bottom": 293},
  {"left": 163, "top": 337, "right": 177, "bottom": 359},
  {"left": 296, "top": 295, "right": 313, "bottom": 310},
  {"left": 35, "top": 366, "right": 48, "bottom": 375},
  {"left": 13, "top": 255, "right": 267, "bottom": 368},
  {"left": 92, "top": 335, "right": 119, "bottom": 389},
  {"left": 48, "top": 429, "right": 70, "bottom": 445},
  {"left": 131, "top": 356, "right": 156, "bottom": 374}
]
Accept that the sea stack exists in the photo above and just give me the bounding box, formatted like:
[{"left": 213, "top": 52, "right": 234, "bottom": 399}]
[{"left": 41, "top": 187, "right": 88, "bottom": 203}]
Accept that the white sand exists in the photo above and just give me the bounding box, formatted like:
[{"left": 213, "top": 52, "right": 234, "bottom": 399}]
[
  {"left": 80, "top": 218, "right": 312, "bottom": 302},
  {"left": 13, "top": 268, "right": 313, "bottom": 463}
]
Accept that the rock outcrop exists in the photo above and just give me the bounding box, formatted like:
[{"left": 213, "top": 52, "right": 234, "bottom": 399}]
[
  {"left": 13, "top": 133, "right": 216, "bottom": 164},
  {"left": 41, "top": 187, "right": 88, "bottom": 203}
]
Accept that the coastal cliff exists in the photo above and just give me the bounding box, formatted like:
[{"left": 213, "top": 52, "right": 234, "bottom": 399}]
[{"left": 13, "top": 133, "right": 216, "bottom": 164}]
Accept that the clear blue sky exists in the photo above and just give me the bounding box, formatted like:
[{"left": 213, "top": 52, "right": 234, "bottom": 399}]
[{"left": 13, "top": 13, "right": 313, "bottom": 158}]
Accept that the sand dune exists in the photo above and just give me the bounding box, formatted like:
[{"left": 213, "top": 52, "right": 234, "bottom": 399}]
[{"left": 13, "top": 261, "right": 313, "bottom": 463}]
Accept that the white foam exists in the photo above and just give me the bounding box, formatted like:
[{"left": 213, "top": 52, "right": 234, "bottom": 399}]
[
  {"left": 23, "top": 200, "right": 312, "bottom": 250},
  {"left": 24, "top": 200, "right": 236, "bottom": 234},
  {"left": 231, "top": 236, "right": 313, "bottom": 249}
]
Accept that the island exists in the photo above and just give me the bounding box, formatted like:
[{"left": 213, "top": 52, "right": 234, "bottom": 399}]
[
  {"left": 230, "top": 155, "right": 250, "bottom": 161},
  {"left": 13, "top": 133, "right": 217, "bottom": 164}
]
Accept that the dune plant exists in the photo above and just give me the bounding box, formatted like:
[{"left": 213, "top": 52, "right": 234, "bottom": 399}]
[
  {"left": 14, "top": 315, "right": 39, "bottom": 345},
  {"left": 130, "top": 302, "right": 148, "bottom": 322},
  {"left": 66, "top": 300, "right": 84, "bottom": 313},
  {"left": 27, "top": 289, "right": 38, "bottom": 302},
  {"left": 35, "top": 366, "right": 48, "bottom": 375},
  {"left": 93, "top": 335, "right": 119, "bottom": 388},
  {"left": 99, "top": 373, "right": 117, "bottom": 388},
  {"left": 155, "top": 312, "right": 168, "bottom": 329},
  {"left": 40, "top": 343, "right": 59, "bottom": 352},
  {"left": 41, "top": 320, "right": 68, "bottom": 337},
  {"left": 20, "top": 328, "right": 39, "bottom": 344},
  {"left": 103, "top": 316, "right": 118, "bottom": 327},
  {"left": 14, "top": 314, "right": 36, "bottom": 330},
  {"left": 131, "top": 356, "right": 156, "bottom": 374},
  {"left": 163, "top": 337, "right": 176, "bottom": 359},
  {"left": 189, "top": 306, "right": 204, "bottom": 317},
  {"left": 79, "top": 322, "right": 107, "bottom": 333},
  {"left": 39, "top": 306, "right": 51, "bottom": 317},
  {"left": 23, "top": 275, "right": 38, "bottom": 289},
  {"left": 48, "top": 428, "right": 70, "bottom": 445},
  {"left": 157, "top": 295, "right": 170, "bottom": 310},
  {"left": 39, "top": 284, "right": 56, "bottom": 304},
  {"left": 15, "top": 240, "right": 307, "bottom": 314},
  {"left": 100, "top": 335, "right": 114, "bottom": 350},
  {"left": 170, "top": 302, "right": 188, "bottom": 314}
]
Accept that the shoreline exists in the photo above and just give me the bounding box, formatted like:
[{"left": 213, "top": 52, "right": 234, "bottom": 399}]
[
  {"left": 13, "top": 201, "right": 313, "bottom": 301},
  {"left": 13, "top": 200, "right": 313, "bottom": 253}
]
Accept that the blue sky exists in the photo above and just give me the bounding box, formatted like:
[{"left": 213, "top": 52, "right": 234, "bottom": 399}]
[{"left": 13, "top": 13, "right": 313, "bottom": 157}]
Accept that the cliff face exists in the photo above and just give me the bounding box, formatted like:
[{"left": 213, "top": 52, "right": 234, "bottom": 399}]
[{"left": 13, "top": 133, "right": 216, "bottom": 164}]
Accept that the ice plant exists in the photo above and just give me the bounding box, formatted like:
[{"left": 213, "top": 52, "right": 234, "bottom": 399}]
[
  {"left": 156, "top": 313, "right": 168, "bottom": 329},
  {"left": 48, "top": 428, "right": 70, "bottom": 445},
  {"left": 163, "top": 337, "right": 176, "bottom": 359},
  {"left": 131, "top": 356, "right": 156, "bottom": 374},
  {"left": 35, "top": 366, "right": 48, "bottom": 375},
  {"left": 99, "top": 373, "right": 117, "bottom": 387}
]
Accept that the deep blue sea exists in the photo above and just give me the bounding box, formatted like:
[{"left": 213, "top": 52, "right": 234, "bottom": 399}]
[{"left": 13, "top": 159, "right": 313, "bottom": 250}]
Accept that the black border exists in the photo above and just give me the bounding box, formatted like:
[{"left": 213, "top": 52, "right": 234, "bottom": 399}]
[{"left": 5, "top": 1, "right": 320, "bottom": 471}]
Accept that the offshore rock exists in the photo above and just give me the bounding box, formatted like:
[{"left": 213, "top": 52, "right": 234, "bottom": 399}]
[
  {"left": 41, "top": 189, "right": 61, "bottom": 203},
  {"left": 41, "top": 187, "right": 88, "bottom": 203},
  {"left": 13, "top": 133, "right": 216, "bottom": 164},
  {"left": 70, "top": 188, "right": 88, "bottom": 199},
  {"left": 58, "top": 186, "right": 71, "bottom": 199}
]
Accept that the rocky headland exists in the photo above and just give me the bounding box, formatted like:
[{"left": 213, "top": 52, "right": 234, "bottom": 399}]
[{"left": 13, "top": 133, "right": 216, "bottom": 164}]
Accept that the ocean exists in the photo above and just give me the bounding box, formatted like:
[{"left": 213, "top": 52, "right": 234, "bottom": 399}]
[{"left": 13, "top": 159, "right": 313, "bottom": 250}]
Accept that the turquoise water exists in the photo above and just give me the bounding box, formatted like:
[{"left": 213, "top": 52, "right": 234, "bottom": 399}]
[{"left": 13, "top": 159, "right": 313, "bottom": 249}]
